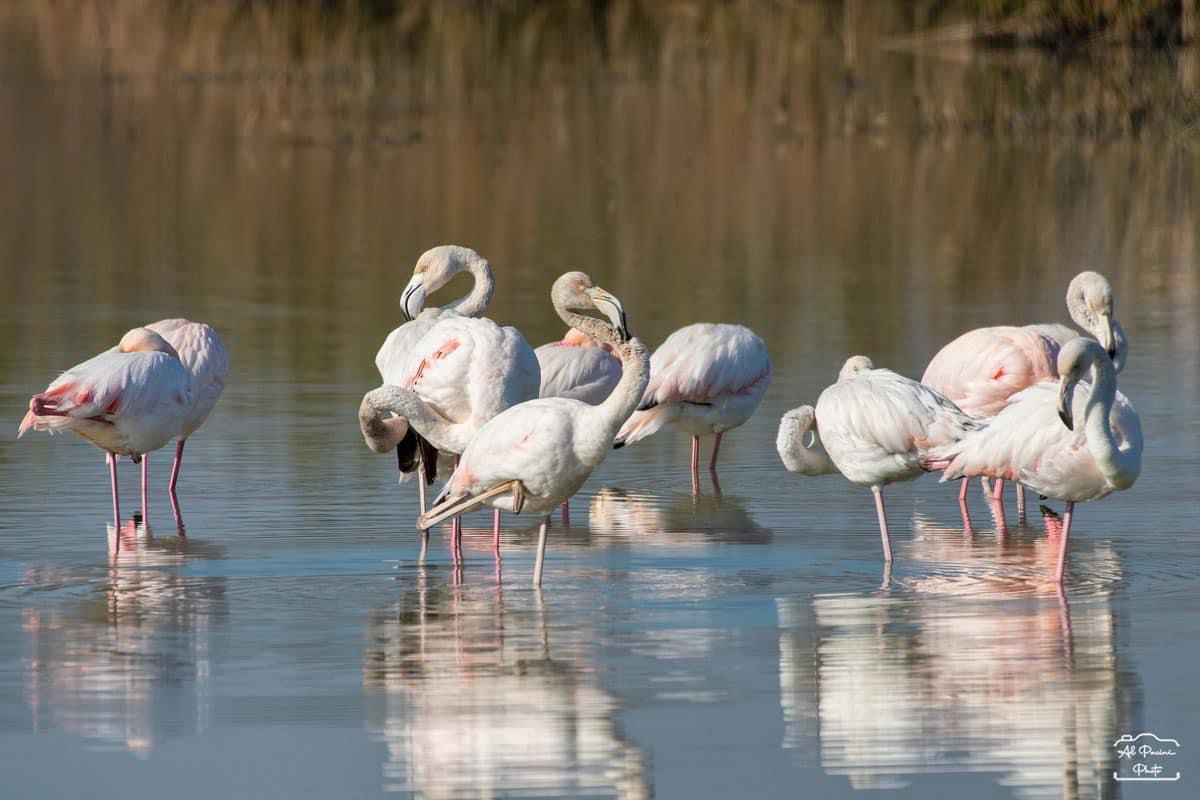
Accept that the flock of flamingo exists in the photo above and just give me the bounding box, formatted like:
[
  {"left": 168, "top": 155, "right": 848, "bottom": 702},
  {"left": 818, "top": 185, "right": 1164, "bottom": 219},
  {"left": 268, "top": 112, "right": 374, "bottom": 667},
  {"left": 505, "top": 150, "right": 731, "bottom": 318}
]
[{"left": 18, "top": 246, "right": 1141, "bottom": 587}]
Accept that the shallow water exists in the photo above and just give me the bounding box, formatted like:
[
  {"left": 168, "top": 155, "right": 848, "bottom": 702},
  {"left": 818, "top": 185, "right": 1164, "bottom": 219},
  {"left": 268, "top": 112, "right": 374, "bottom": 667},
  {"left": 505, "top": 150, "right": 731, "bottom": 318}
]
[{"left": 1, "top": 3, "right": 1199, "bottom": 798}]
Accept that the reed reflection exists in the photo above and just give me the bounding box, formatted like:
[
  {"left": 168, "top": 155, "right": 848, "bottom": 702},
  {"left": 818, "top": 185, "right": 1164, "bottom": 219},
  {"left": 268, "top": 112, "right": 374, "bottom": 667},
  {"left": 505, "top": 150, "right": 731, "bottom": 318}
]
[
  {"left": 23, "top": 522, "right": 227, "bottom": 756},
  {"left": 363, "top": 570, "right": 649, "bottom": 798},
  {"left": 777, "top": 515, "right": 1137, "bottom": 798}
]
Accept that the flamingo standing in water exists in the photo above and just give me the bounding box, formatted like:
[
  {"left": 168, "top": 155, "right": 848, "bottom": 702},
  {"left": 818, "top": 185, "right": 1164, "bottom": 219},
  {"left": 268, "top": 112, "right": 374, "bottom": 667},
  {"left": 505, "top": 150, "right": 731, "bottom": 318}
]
[
  {"left": 613, "top": 323, "right": 771, "bottom": 492},
  {"left": 360, "top": 310, "right": 540, "bottom": 560},
  {"left": 417, "top": 272, "right": 648, "bottom": 585},
  {"left": 18, "top": 328, "right": 192, "bottom": 530},
  {"left": 535, "top": 327, "right": 623, "bottom": 523},
  {"left": 922, "top": 338, "right": 1141, "bottom": 584},
  {"left": 140, "top": 318, "right": 228, "bottom": 523},
  {"left": 805, "top": 356, "right": 981, "bottom": 562},
  {"left": 370, "top": 245, "right": 495, "bottom": 512},
  {"left": 922, "top": 271, "right": 1127, "bottom": 512}
]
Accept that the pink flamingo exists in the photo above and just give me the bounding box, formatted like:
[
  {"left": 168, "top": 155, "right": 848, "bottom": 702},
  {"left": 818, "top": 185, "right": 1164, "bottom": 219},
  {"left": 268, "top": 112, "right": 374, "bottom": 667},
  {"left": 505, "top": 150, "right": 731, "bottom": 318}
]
[
  {"left": 922, "top": 271, "right": 1126, "bottom": 512},
  {"left": 613, "top": 323, "right": 771, "bottom": 492},
  {"left": 800, "top": 356, "right": 981, "bottom": 562},
  {"left": 535, "top": 327, "right": 623, "bottom": 523},
  {"left": 371, "top": 245, "right": 495, "bottom": 513},
  {"left": 141, "top": 319, "right": 228, "bottom": 520},
  {"left": 360, "top": 311, "right": 541, "bottom": 561},
  {"left": 922, "top": 338, "right": 1141, "bottom": 584},
  {"left": 417, "top": 272, "right": 646, "bottom": 585},
  {"left": 18, "top": 328, "right": 192, "bottom": 530}
]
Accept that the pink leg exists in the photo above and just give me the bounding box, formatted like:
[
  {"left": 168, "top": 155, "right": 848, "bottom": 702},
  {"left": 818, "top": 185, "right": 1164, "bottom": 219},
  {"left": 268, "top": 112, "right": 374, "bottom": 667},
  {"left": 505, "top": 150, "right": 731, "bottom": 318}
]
[
  {"left": 492, "top": 509, "right": 502, "bottom": 554},
  {"left": 958, "top": 477, "right": 968, "bottom": 502},
  {"left": 140, "top": 453, "right": 149, "bottom": 526},
  {"left": 1015, "top": 483, "right": 1026, "bottom": 519},
  {"left": 992, "top": 477, "right": 1005, "bottom": 502},
  {"left": 168, "top": 439, "right": 186, "bottom": 496},
  {"left": 107, "top": 452, "right": 121, "bottom": 531},
  {"left": 872, "top": 487, "right": 893, "bottom": 562},
  {"left": 1054, "top": 501, "right": 1074, "bottom": 585},
  {"left": 560, "top": 499, "right": 569, "bottom": 527},
  {"left": 691, "top": 434, "right": 700, "bottom": 484},
  {"left": 708, "top": 432, "right": 723, "bottom": 472}
]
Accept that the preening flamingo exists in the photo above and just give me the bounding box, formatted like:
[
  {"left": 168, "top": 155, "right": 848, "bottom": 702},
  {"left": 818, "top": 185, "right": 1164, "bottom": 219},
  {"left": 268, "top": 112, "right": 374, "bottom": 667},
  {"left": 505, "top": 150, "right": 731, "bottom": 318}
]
[
  {"left": 141, "top": 319, "right": 228, "bottom": 516},
  {"left": 808, "top": 356, "right": 981, "bottom": 562},
  {"left": 360, "top": 312, "right": 541, "bottom": 558},
  {"left": 922, "top": 271, "right": 1127, "bottom": 511},
  {"left": 370, "top": 245, "right": 496, "bottom": 510},
  {"left": 18, "top": 328, "right": 192, "bottom": 529},
  {"left": 535, "top": 327, "right": 623, "bottom": 523},
  {"left": 613, "top": 323, "right": 770, "bottom": 491},
  {"left": 775, "top": 405, "right": 838, "bottom": 477},
  {"left": 922, "top": 338, "right": 1141, "bottom": 584},
  {"left": 417, "top": 272, "right": 648, "bottom": 585}
]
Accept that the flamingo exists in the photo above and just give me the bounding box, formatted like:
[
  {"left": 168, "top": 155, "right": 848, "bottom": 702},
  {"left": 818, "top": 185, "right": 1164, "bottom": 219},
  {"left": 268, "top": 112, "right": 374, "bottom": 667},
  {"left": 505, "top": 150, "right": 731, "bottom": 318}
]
[
  {"left": 922, "top": 271, "right": 1127, "bottom": 511},
  {"left": 139, "top": 319, "right": 228, "bottom": 519},
  {"left": 18, "top": 328, "right": 192, "bottom": 530},
  {"left": 775, "top": 405, "right": 838, "bottom": 477},
  {"left": 921, "top": 338, "right": 1141, "bottom": 584},
  {"left": 416, "top": 271, "right": 648, "bottom": 585},
  {"left": 535, "top": 327, "right": 623, "bottom": 523},
  {"left": 360, "top": 312, "right": 541, "bottom": 559},
  {"left": 806, "top": 356, "right": 981, "bottom": 562},
  {"left": 371, "top": 245, "right": 495, "bottom": 512},
  {"left": 613, "top": 322, "right": 771, "bottom": 491}
]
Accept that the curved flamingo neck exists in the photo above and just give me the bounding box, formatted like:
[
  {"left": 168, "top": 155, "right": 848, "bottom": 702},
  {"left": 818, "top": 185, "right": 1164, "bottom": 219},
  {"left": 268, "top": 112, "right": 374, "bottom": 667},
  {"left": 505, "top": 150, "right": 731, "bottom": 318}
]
[
  {"left": 362, "top": 385, "right": 470, "bottom": 454},
  {"left": 445, "top": 256, "right": 494, "bottom": 318},
  {"left": 1080, "top": 356, "right": 1138, "bottom": 490}
]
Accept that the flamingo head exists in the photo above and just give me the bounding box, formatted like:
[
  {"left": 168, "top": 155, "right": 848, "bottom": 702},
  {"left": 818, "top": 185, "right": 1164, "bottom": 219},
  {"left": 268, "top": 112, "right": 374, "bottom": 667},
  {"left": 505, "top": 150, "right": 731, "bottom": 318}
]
[
  {"left": 551, "top": 271, "right": 630, "bottom": 342},
  {"left": 837, "top": 355, "right": 874, "bottom": 381},
  {"left": 118, "top": 328, "right": 180, "bottom": 360},
  {"left": 1067, "top": 271, "right": 1117, "bottom": 360},
  {"left": 359, "top": 388, "right": 412, "bottom": 453},
  {"left": 401, "top": 245, "right": 490, "bottom": 321}
]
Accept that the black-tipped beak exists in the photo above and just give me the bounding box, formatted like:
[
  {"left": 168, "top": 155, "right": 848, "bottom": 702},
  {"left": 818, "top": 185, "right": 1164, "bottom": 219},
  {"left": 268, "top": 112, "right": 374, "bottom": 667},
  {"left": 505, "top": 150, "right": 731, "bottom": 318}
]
[
  {"left": 1056, "top": 379, "right": 1075, "bottom": 431},
  {"left": 400, "top": 275, "right": 426, "bottom": 322},
  {"left": 587, "top": 287, "right": 630, "bottom": 342}
]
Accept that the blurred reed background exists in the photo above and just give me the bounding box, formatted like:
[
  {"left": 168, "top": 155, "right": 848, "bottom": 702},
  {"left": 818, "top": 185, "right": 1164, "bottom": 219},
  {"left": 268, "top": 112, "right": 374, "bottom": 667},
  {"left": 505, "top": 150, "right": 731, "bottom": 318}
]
[{"left": 0, "top": 0, "right": 1195, "bottom": 395}]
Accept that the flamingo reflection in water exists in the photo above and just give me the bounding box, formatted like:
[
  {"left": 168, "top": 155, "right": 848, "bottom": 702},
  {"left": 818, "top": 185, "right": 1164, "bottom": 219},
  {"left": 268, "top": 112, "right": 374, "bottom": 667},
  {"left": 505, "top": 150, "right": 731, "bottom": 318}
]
[
  {"left": 776, "top": 514, "right": 1134, "bottom": 798},
  {"left": 22, "top": 521, "right": 227, "bottom": 757},
  {"left": 362, "top": 571, "right": 650, "bottom": 799}
]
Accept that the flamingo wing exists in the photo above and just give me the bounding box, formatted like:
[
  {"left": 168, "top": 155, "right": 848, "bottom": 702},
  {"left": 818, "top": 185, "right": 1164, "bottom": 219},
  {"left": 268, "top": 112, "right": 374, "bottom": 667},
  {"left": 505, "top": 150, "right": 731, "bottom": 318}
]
[
  {"left": 921, "top": 326, "right": 1061, "bottom": 417},
  {"left": 640, "top": 323, "right": 770, "bottom": 408},
  {"left": 447, "top": 399, "right": 582, "bottom": 500},
  {"left": 536, "top": 342, "right": 622, "bottom": 404},
  {"left": 401, "top": 316, "right": 540, "bottom": 428}
]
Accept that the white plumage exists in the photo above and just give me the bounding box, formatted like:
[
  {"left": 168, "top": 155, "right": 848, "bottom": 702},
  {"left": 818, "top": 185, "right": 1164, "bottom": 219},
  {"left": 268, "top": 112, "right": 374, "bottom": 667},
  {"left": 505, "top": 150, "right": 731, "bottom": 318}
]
[
  {"left": 143, "top": 318, "right": 229, "bottom": 499},
  {"left": 615, "top": 322, "right": 771, "bottom": 485},
  {"left": 809, "top": 355, "right": 980, "bottom": 561},
  {"left": 536, "top": 328, "right": 622, "bottom": 405},
  {"left": 922, "top": 338, "right": 1141, "bottom": 583},
  {"left": 19, "top": 328, "right": 193, "bottom": 528},
  {"left": 417, "top": 272, "right": 647, "bottom": 584}
]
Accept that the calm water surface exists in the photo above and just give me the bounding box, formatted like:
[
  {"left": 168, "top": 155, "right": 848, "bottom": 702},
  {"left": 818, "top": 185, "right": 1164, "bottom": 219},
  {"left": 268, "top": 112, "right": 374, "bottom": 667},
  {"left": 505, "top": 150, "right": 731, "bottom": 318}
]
[{"left": 0, "top": 3, "right": 1198, "bottom": 798}]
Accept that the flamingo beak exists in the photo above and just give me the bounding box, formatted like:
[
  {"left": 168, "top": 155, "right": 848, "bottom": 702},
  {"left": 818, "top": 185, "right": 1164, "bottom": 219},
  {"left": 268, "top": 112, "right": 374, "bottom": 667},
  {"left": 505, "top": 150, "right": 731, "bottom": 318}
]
[
  {"left": 1056, "top": 376, "right": 1076, "bottom": 431},
  {"left": 587, "top": 287, "right": 630, "bottom": 341},
  {"left": 1097, "top": 312, "right": 1116, "bottom": 360},
  {"left": 401, "top": 274, "right": 426, "bottom": 322}
]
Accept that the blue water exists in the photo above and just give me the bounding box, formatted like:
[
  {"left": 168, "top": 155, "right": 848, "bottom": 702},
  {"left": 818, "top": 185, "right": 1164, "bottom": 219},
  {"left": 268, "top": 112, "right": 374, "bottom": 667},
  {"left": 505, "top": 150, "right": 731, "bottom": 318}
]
[{"left": 2, "top": 3, "right": 1199, "bottom": 797}]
